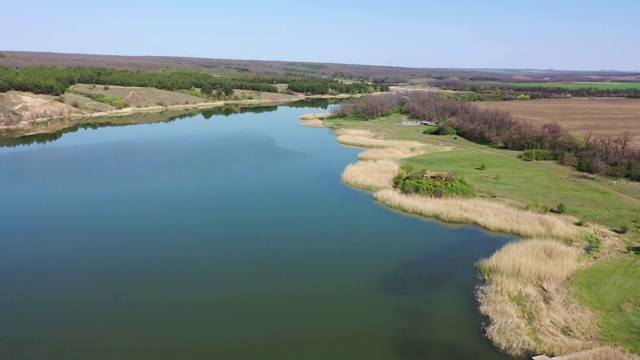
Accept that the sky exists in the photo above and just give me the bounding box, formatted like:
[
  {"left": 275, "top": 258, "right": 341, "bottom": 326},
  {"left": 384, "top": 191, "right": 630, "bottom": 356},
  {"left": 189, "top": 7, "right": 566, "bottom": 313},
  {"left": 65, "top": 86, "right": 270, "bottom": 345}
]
[{"left": 2, "top": 0, "right": 638, "bottom": 71}]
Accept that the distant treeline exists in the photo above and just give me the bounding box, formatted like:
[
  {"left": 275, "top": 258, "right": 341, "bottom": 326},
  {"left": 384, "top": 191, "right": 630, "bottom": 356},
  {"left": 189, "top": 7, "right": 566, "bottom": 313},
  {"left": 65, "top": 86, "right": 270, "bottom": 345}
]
[
  {"left": 334, "top": 92, "right": 640, "bottom": 181},
  {"left": 432, "top": 80, "right": 640, "bottom": 100},
  {"left": 0, "top": 66, "right": 388, "bottom": 96}
]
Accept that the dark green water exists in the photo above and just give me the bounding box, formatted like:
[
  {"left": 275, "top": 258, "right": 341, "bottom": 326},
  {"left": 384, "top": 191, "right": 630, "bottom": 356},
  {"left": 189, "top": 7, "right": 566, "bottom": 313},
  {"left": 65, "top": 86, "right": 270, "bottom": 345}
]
[{"left": 0, "top": 105, "right": 514, "bottom": 359}]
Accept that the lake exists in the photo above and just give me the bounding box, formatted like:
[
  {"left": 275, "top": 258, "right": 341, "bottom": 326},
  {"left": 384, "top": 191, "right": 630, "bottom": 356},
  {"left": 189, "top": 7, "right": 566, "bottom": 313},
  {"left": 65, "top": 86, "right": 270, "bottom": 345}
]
[{"left": 0, "top": 104, "right": 514, "bottom": 359}]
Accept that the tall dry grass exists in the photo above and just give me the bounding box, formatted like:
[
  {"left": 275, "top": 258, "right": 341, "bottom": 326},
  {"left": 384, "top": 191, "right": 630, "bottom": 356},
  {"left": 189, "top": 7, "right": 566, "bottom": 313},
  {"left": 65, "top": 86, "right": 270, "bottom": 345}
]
[
  {"left": 478, "top": 239, "right": 582, "bottom": 283},
  {"left": 476, "top": 239, "right": 598, "bottom": 357},
  {"left": 299, "top": 119, "right": 326, "bottom": 128},
  {"left": 341, "top": 161, "right": 399, "bottom": 191},
  {"left": 358, "top": 147, "right": 426, "bottom": 161},
  {"left": 299, "top": 113, "right": 331, "bottom": 120},
  {"left": 373, "top": 189, "right": 581, "bottom": 240},
  {"left": 333, "top": 128, "right": 425, "bottom": 149},
  {"left": 333, "top": 128, "right": 376, "bottom": 137},
  {"left": 574, "top": 347, "right": 640, "bottom": 360},
  {"left": 336, "top": 134, "right": 424, "bottom": 149}
]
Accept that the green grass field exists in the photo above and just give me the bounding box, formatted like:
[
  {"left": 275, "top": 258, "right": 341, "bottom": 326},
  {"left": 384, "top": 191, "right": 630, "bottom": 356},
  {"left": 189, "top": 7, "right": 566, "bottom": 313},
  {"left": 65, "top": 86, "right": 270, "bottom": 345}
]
[
  {"left": 571, "top": 255, "right": 640, "bottom": 353},
  {"left": 505, "top": 82, "right": 640, "bottom": 90}
]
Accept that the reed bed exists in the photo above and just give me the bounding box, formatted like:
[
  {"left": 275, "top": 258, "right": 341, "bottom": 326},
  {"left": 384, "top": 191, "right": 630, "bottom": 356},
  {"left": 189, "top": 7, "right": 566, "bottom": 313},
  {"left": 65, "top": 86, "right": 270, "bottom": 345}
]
[
  {"left": 357, "top": 147, "right": 426, "bottom": 161},
  {"left": 300, "top": 113, "right": 331, "bottom": 120},
  {"left": 476, "top": 239, "right": 598, "bottom": 357},
  {"left": 479, "top": 239, "right": 582, "bottom": 283},
  {"left": 576, "top": 347, "right": 640, "bottom": 360},
  {"left": 299, "top": 119, "right": 326, "bottom": 128},
  {"left": 336, "top": 135, "right": 424, "bottom": 149},
  {"left": 341, "top": 161, "right": 400, "bottom": 191},
  {"left": 373, "top": 189, "right": 581, "bottom": 240},
  {"left": 333, "top": 128, "right": 376, "bottom": 137}
]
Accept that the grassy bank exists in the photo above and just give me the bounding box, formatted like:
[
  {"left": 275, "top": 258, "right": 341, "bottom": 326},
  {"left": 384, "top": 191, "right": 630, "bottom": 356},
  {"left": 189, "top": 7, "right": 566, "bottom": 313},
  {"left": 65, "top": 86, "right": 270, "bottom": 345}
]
[
  {"left": 572, "top": 255, "right": 640, "bottom": 354},
  {"left": 310, "top": 111, "right": 640, "bottom": 358}
]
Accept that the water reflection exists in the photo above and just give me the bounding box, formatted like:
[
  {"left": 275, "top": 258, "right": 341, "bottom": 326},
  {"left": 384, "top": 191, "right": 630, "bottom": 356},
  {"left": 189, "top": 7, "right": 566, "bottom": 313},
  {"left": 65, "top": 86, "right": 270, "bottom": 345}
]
[{"left": 0, "top": 99, "right": 334, "bottom": 148}]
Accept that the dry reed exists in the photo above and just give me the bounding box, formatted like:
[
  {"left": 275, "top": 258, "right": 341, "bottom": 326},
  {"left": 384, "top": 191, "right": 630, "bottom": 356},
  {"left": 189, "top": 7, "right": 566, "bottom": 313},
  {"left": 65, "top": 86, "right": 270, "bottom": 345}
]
[
  {"left": 575, "top": 347, "right": 640, "bottom": 360},
  {"left": 358, "top": 147, "right": 426, "bottom": 161},
  {"left": 479, "top": 239, "right": 582, "bottom": 283},
  {"left": 333, "top": 128, "right": 376, "bottom": 137},
  {"left": 336, "top": 135, "right": 424, "bottom": 149},
  {"left": 341, "top": 161, "right": 400, "bottom": 191},
  {"left": 477, "top": 239, "right": 599, "bottom": 357},
  {"left": 299, "top": 119, "right": 326, "bottom": 128},
  {"left": 300, "top": 113, "right": 331, "bottom": 120},
  {"left": 373, "top": 189, "right": 581, "bottom": 240}
]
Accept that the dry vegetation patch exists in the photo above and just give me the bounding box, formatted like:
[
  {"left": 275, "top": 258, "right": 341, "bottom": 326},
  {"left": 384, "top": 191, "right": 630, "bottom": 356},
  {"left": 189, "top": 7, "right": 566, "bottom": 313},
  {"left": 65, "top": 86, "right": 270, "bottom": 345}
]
[
  {"left": 299, "top": 119, "right": 327, "bottom": 128},
  {"left": 358, "top": 147, "right": 426, "bottom": 161},
  {"left": 477, "top": 239, "right": 598, "bottom": 357},
  {"left": 300, "top": 113, "right": 331, "bottom": 120},
  {"left": 575, "top": 347, "right": 640, "bottom": 360},
  {"left": 374, "top": 189, "right": 580, "bottom": 240},
  {"left": 341, "top": 161, "right": 399, "bottom": 191},
  {"left": 72, "top": 84, "right": 206, "bottom": 108}
]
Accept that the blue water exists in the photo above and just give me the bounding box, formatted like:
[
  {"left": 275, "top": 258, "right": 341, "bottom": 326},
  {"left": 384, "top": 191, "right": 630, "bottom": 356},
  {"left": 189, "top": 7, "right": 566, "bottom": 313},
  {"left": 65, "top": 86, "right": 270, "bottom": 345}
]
[{"left": 0, "top": 105, "right": 514, "bottom": 359}]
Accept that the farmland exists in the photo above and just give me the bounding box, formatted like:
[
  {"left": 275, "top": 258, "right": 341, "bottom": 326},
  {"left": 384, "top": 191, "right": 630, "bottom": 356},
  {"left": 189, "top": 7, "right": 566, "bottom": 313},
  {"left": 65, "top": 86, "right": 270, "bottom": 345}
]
[
  {"left": 506, "top": 82, "right": 640, "bottom": 90},
  {"left": 476, "top": 99, "right": 640, "bottom": 146}
]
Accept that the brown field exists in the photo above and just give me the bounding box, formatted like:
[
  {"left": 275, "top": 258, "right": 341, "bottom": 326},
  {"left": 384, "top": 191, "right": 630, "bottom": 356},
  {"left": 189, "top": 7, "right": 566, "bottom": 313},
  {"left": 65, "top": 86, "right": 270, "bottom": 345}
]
[{"left": 476, "top": 99, "right": 640, "bottom": 146}]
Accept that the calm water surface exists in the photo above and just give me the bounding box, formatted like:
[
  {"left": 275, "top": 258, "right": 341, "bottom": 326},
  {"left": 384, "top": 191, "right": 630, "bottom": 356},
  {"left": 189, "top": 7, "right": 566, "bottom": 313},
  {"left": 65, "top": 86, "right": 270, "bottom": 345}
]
[{"left": 0, "top": 105, "right": 514, "bottom": 359}]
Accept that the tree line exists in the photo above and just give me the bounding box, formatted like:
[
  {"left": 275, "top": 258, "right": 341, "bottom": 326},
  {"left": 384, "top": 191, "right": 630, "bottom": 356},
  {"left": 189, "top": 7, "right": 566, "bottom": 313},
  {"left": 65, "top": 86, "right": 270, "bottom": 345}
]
[
  {"left": 333, "top": 92, "right": 640, "bottom": 181},
  {"left": 432, "top": 80, "right": 640, "bottom": 100},
  {"left": 0, "top": 66, "right": 386, "bottom": 96}
]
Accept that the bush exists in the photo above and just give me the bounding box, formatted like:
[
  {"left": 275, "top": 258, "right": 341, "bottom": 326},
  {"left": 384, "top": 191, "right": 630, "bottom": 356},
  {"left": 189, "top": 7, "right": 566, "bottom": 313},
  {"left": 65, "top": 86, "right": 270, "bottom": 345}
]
[
  {"left": 394, "top": 171, "right": 475, "bottom": 198},
  {"left": 423, "top": 123, "right": 457, "bottom": 135},
  {"left": 557, "top": 203, "right": 567, "bottom": 214},
  {"left": 585, "top": 233, "right": 603, "bottom": 254}
]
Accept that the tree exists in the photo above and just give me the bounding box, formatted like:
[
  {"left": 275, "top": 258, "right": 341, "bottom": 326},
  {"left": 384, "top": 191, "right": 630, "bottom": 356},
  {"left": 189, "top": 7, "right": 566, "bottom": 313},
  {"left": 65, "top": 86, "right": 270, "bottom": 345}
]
[{"left": 200, "top": 82, "right": 213, "bottom": 97}]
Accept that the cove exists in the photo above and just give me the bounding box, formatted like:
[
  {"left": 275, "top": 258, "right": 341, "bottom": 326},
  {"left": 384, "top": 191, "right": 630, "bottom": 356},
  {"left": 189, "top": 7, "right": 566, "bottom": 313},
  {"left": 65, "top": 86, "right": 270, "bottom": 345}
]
[{"left": 0, "top": 104, "right": 514, "bottom": 359}]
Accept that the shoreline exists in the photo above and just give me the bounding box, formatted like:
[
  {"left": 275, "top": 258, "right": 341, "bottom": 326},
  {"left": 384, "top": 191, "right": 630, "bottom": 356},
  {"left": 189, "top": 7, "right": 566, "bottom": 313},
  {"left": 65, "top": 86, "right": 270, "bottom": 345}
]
[
  {"left": 301, "top": 114, "right": 638, "bottom": 359},
  {"left": 0, "top": 92, "right": 357, "bottom": 138}
]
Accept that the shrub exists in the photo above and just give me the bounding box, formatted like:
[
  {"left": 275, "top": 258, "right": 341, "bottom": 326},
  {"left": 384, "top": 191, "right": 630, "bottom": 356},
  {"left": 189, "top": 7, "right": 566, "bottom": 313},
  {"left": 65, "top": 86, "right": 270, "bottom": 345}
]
[
  {"left": 423, "top": 123, "right": 457, "bottom": 135},
  {"left": 394, "top": 171, "right": 475, "bottom": 198},
  {"left": 585, "top": 233, "right": 603, "bottom": 254},
  {"left": 557, "top": 203, "right": 567, "bottom": 214}
]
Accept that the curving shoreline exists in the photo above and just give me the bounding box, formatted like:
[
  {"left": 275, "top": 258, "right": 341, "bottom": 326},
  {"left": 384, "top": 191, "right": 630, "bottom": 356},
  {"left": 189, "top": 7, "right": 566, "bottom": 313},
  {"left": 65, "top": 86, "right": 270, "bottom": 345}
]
[{"left": 301, "top": 114, "right": 638, "bottom": 359}]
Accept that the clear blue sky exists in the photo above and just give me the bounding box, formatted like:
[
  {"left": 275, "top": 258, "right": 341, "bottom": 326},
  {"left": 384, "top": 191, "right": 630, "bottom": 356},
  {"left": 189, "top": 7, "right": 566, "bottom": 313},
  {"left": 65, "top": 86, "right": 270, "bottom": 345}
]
[{"left": 2, "top": 0, "right": 638, "bottom": 71}]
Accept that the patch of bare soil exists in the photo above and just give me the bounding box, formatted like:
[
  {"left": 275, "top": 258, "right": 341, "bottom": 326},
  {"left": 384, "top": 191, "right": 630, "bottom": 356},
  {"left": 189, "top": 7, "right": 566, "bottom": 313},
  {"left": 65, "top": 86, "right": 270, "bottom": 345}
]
[{"left": 0, "top": 92, "right": 86, "bottom": 126}]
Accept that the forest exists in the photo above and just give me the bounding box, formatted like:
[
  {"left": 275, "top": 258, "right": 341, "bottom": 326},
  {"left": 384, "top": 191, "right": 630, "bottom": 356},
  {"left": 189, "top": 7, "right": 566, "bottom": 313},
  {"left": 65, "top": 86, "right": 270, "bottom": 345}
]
[
  {"left": 0, "top": 66, "right": 388, "bottom": 96},
  {"left": 334, "top": 92, "right": 640, "bottom": 181}
]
